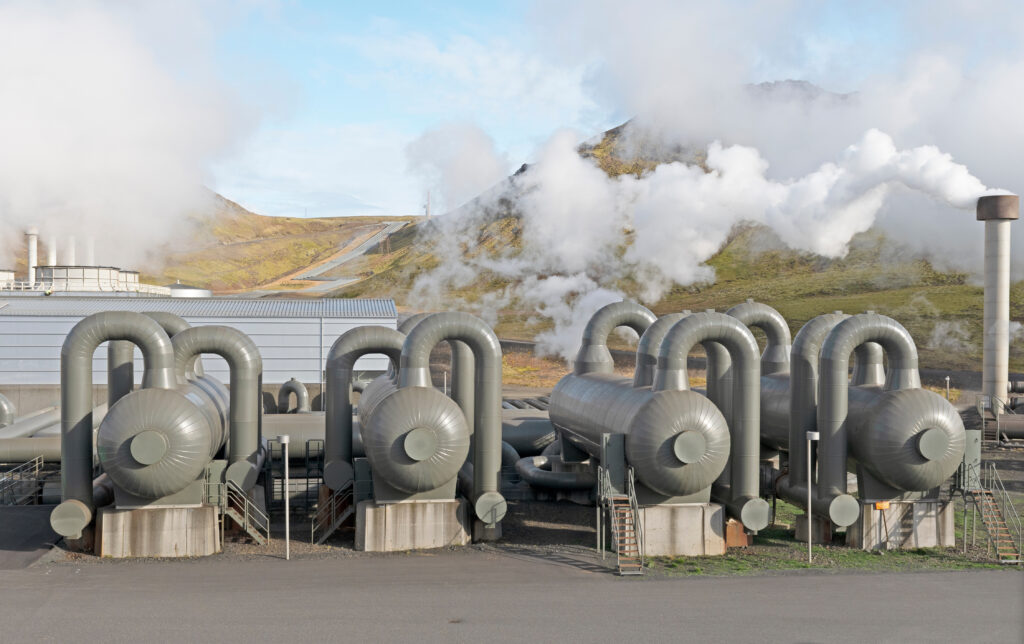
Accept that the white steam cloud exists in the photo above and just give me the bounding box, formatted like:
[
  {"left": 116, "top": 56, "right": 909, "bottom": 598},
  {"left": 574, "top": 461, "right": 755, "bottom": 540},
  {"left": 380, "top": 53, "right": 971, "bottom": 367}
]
[
  {"left": 0, "top": 1, "right": 252, "bottom": 271},
  {"left": 405, "top": 1, "right": 1022, "bottom": 360}
]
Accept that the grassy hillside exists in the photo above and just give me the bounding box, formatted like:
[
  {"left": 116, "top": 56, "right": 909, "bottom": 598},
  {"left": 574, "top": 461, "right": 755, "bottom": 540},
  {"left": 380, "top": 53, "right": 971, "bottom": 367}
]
[
  {"left": 144, "top": 194, "right": 414, "bottom": 291},
  {"left": 331, "top": 126, "right": 1024, "bottom": 373}
]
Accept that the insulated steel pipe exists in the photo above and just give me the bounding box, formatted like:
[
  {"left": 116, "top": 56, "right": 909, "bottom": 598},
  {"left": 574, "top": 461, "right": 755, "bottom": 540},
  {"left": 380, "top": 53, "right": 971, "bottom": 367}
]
[
  {"left": 400, "top": 313, "right": 474, "bottom": 432},
  {"left": 107, "top": 341, "right": 135, "bottom": 409},
  {"left": 633, "top": 312, "right": 689, "bottom": 388},
  {"left": 817, "top": 313, "right": 921, "bottom": 506},
  {"left": 171, "top": 326, "right": 262, "bottom": 490},
  {"left": 278, "top": 378, "right": 311, "bottom": 413},
  {"left": 399, "top": 312, "right": 506, "bottom": 526},
  {"left": 852, "top": 342, "right": 885, "bottom": 387},
  {"left": 978, "top": 194, "right": 1019, "bottom": 414},
  {"left": 774, "top": 312, "right": 860, "bottom": 525},
  {"left": 0, "top": 436, "right": 61, "bottom": 462},
  {"left": 0, "top": 406, "right": 58, "bottom": 439},
  {"left": 51, "top": 312, "right": 176, "bottom": 539},
  {"left": 0, "top": 393, "right": 14, "bottom": 427},
  {"left": 574, "top": 301, "right": 657, "bottom": 375},
  {"left": 654, "top": 312, "right": 770, "bottom": 531},
  {"left": 323, "top": 326, "right": 403, "bottom": 490},
  {"left": 515, "top": 455, "right": 597, "bottom": 490},
  {"left": 726, "top": 299, "right": 792, "bottom": 375}
]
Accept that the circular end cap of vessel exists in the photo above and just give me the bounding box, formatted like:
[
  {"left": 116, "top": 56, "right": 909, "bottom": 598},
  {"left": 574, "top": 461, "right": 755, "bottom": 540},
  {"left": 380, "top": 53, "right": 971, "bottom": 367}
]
[
  {"left": 50, "top": 499, "right": 91, "bottom": 538},
  {"left": 672, "top": 431, "right": 707, "bottom": 464},
  {"left": 323, "top": 460, "right": 354, "bottom": 491},
  {"left": 917, "top": 427, "right": 950, "bottom": 461},
  {"left": 828, "top": 494, "right": 861, "bottom": 527},
  {"left": 739, "top": 497, "right": 770, "bottom": 532},
  {"left": 403, "top": 427, "right": 439, "bottom": 462},
  {"left": 226, "top": 460, "right": 260, "bottom": 491},
  {"left": 130, "top": 430, "right": 169, "bottom": 465},
  {"left": 474, "top": 491, "right": 507, "bottom": 524}
]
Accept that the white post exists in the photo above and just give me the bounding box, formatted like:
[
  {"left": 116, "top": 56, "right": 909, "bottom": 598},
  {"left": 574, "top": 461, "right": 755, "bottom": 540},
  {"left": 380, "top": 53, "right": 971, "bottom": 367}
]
[
  {"left": 806, "top": 430, "right": 819, "bottom": 563},
  {"left": 945, "top": 376, "right": 951, "bottom": 401},
  {"left": 278, "top": 434, "right": 290, "bottom": 560}
]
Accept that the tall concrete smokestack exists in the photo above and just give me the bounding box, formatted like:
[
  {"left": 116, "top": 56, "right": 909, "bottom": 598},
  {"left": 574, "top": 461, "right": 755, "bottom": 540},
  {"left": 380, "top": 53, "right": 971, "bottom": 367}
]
[
  {"left": 977, "top": 194, "right": 1019, "bottom": 415},
  {"left": 85, "top": 237, "right": 95, "bottom": 266},
  {"left": 25, "top": 227, "right": 38, "bottom": 284},
  {"left": 47, "top": 236, "right": 57, "bottom": 266},
  {"left": 66, "top": 236, "right": 76, "bottom": 265}
]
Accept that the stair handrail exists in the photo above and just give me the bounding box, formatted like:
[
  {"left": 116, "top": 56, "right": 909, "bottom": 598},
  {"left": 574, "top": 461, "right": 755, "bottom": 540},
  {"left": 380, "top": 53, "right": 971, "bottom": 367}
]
[
  {"left": 226, "top": 478, "right": 270, "bottom": 543},
  {"left": 0, "top": 455, "right": 43, "bottom": 505},
  {"left": 311, "top": 480, "right": 353, "bottom": 544},
  {"left": 626, "top": 466, "right": 645, "bottom": 568},
  {"left": 984, "top": 462, "right": 1022, "bottom": 561}
]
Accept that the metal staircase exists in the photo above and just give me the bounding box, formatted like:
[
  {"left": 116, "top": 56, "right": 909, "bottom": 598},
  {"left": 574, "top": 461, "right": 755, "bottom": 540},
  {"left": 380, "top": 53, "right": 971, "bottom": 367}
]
[
  {"left": 221, "top": 479, "right": 270, "bottom": 546},
  {"left": 964, "top": 462, "right": 1021, "bottom": 564},
  {"left": 598, "top": 466, "right": 645, "bottom": 576},
  {"left": 0, "top": 456, "right": 43, "bottom": 505},
  {"left": 310, "top": 480, "right": 354, "bottom": 544}
]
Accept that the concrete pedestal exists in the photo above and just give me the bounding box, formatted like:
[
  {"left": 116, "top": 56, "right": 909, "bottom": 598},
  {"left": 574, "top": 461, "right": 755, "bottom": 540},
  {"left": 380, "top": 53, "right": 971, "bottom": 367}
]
[
  {"left": 96, "top": 505, "right": 220, "bottom": 558},
  {"left": 846, "top": 500, "right": 954, "bottom": 550},
  {"left": 795, "top": 514, "right": 833, "bottom": 544},
  {"left": 356, "top": 499, "right": 470, "bottom": 552},
  {"left": 636, "top": 503, "right": 725, "bottom": 557}
]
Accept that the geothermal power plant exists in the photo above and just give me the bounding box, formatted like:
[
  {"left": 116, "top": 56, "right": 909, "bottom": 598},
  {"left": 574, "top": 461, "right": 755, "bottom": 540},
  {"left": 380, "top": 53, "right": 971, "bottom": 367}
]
[{"left": 0, "top": 197, "right": 1020, "bottom": 571}]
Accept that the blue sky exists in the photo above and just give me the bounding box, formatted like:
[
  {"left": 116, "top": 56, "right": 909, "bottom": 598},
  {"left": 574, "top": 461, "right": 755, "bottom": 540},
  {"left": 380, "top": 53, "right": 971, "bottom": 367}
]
[{"left": 201, "top": 1, "right": 969, "bottom": 219}]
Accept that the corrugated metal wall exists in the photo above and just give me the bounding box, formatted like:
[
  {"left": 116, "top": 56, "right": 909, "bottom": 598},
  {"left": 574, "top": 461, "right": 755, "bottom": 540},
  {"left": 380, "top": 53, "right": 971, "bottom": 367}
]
[{"left": 0, "top": 315, "right": 395, "bottom": 385}]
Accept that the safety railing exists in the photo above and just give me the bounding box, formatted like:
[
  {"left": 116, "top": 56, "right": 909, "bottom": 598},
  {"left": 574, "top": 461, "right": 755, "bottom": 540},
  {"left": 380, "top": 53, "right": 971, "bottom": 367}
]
[
  {"left": 311, "top": 480, "right": 353, "bottom": 544},
  {"left": 983, "top": 462, "right": 1022, "bottom": 562},
  {"left": 626, "top": 466, "right": 645, "bottom": 567},
  {"left": 226, "top": 479, "right": 270, "bottom": 545},
  {"left": 0, "top": 456, "right": 44, "bottom": 505}
]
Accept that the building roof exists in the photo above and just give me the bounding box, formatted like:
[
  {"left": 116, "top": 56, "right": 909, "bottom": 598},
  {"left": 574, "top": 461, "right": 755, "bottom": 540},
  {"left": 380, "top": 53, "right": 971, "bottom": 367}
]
[{"left": 0, "top": 297, "right": 397, "bottom": 319}]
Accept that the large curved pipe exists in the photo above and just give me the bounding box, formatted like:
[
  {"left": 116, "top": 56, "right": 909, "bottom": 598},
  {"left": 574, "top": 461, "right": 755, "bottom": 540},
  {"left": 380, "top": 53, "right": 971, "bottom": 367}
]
[
  {"left": 53, "top": 312, "right": 176, "bottom": 539},
  {"left": 323, "top": 326, "right": 404, "bottom": 490},
  {"left": 633, "top": 312, "right": 689, "bottom": 388},
  {"left": 105, "top": 313, "right": 203, "bottom": 410},
  {"left": 515, "top": 455, "right": 596, "bottom": 490},
  {"left": 399, "top": 312, "right": 506, "bottom": 526},
  {"left": 0, "top": 393, "right": 15, "bottom": 427},
  {"left": 852, "top": 342, "right": 885, "bottom": 386},
  {"left": 654, "top": 311, "right": 769, "bottom": 531},
  {"left": 278, "top": 378, "right": 311, "bottom": 413},
  {"left": 773, "top": 312, "right": 860, "bottom": 526},
  {"left": 171, "top": 326, "right": 262, "bottom": 490},
  {"left": 144, "top": 312, "right": 204, "bottom": 378},
  {"left": 817, "top": 313, "right": 920, "bottom": 507},
  {"left": 725, "top": 300, "right": 792, "bottom": 375},
  {"left": 574, "top": 301, "right": 656, "bottom": 376},
  {"left": 400, "top": 312, "right": 474, "bottom": 432}
]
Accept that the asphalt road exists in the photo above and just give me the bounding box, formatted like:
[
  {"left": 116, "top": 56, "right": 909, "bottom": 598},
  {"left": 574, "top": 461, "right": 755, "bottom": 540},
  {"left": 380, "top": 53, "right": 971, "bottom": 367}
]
[{"left": 1, "top": 549, "right": 1020, "bottom": 643}]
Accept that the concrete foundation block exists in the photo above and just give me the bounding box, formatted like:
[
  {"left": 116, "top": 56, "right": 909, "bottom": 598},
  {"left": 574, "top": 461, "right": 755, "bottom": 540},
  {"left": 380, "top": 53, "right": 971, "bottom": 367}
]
[
  {"left": 96, "top": 505, "right": 220, "bottom": 558},
  {"left": 637, "top": 503, "right": 725, "bottom": 557},
  {"left": 846, "top": 500, "right": 954, "bottom": 550},
  {"left": 356, "top": 499, "right": 470, "bottom": 552},
  {"left": 795, "top": 514, "right": 833, "bottom": 544}
]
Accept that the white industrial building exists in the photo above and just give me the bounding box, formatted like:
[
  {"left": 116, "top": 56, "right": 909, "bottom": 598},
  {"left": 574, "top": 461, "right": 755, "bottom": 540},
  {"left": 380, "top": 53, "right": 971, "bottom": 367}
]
[{"left": 0, "top": 297, "right": 398, "bottom": 388}]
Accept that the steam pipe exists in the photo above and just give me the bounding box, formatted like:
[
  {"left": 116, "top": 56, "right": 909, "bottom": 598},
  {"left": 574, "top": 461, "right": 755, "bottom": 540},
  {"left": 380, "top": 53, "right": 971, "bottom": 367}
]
[
  {"left": 633, "top": 312, "right": 690, "bottom": 387},
  {"left": 107, "top": 341, "right": 134, "bottom": 409},
  {"left": 852, "top": 342, "right": 885, "bottom": 386},
  {"left": 51, "top": 312, "right": 176, "bottom": 539},
  {"left": 399, "top": 312, "right": 474, "bottom": 431},
  {"left": 515, "top": 455, "right": 596, "bottom": 490},
  {"left": 399, "top": 312, "right": 506, "bottom": 527},
  {"left": 144, "top": 312, "right": 204, "bottom": 378},
  {"left": 0, "top": 436, "right": 61, "bottom": 462},
  {"left": 323, "top": 326, "right": 404, "bottom": 490},
  {"left": 25, "top": 227, "right": 38, "bottom": 285},
  {"left": 574, "top": 301, "right": 657, "bottom": 375},
  {"left": 654, "top": 311, "right": 770, "bottom": 531},
  {"left": 0, "top": 393, "right": 14, "bottom": 427},
  {"left": 171, "top": 326, "right": 262, "bottom": 490},
  {"left": 0, "top": 406, "right": 58, "bottom": 439},
  {"left": 817, "top": 313, "right": 920, "bottom": 507},
  {"left": 47, "top": 236, "right": 56, "bottom": 266},
  {"left": 278, "top": 378, "right": 311, "bottom": 413},
  {"left": 725, "top": 299, "right": 792, "bottom": 375}
]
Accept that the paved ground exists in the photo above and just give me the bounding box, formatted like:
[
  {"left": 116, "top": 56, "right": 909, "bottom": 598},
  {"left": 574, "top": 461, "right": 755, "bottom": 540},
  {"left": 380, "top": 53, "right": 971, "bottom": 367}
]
[
  {"left": 0, "top": 549, "right": 1020, "bottom": 643},
  {"left": 0, "top": 506, "right": 57, "bottom": 570}
]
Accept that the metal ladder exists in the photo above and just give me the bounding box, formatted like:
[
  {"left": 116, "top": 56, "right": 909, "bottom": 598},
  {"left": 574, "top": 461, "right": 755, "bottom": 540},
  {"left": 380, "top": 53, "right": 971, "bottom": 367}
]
[
  {"left": 598, "top": 466, "right": 645, "bottom": 576},
  {"left": 305, "top": 439, "right": 324, "bottom": 514},
  {"left": 222, "top": 479, "right": 271, "bottom": 546},
  {"left": 310, "top": 480, "right": 354, "bottom": 544},
  {"left": 964, "top": 463, "right": 1021, "bottom": 564}
]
